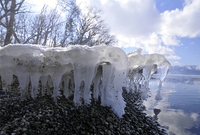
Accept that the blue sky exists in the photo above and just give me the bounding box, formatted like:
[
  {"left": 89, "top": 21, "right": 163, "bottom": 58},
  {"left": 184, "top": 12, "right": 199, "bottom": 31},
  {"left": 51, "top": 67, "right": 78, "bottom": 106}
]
[{"left": 31, "top": 0, "right": 200, "bottom": 66}]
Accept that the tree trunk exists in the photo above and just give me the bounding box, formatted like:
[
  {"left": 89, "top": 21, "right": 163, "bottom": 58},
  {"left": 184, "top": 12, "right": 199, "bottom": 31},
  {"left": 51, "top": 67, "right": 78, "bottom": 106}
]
[{"left": 4, "top": 0, "right": 16, "bottom": 45}]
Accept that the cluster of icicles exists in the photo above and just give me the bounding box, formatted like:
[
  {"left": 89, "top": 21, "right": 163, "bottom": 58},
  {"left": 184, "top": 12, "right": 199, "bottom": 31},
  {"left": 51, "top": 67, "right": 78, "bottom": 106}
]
[{"left": 0, "top": 44, "right": 170, "bottom": 117}]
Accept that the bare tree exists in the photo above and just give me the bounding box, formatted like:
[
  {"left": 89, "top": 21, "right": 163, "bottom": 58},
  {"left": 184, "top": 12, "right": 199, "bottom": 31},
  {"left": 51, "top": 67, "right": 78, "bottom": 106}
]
[
  {"left": 58, "top": 0, "right": 80, "bottom": 46},
  {"left": 0, "top": 0, "right": 25, "bottom": 45},
  {"left": 42, "top": 7, "right": 62, "bottom": 46},
  {"left": 21, "top": 5, "right": 63, "bottom": 46},
  {"left": 0, "top": 25, "right": 5, "bottom": 45},
  {"left": 75, "top": 7, "right": 117, "bottom": 46},
  {"left": 13, "top": 12, "right": 28, "bottom": 43},
  {"left": 0, "top": 0, "right": 116, "bottom": 47},
  {"left": 58, "top": 0, "right": 117, "bottom": 47}
]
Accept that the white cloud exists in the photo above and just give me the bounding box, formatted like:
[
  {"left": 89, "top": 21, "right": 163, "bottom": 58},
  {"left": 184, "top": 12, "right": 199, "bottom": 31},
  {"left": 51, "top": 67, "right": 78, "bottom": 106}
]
[
  {"left": 116, "top": 33, "right": 181, "bottom": 60},
  {"left": 161, "top": 35, "right": 180, "bottom": 46},
  {"left": 102, "top": 0, "right": 160, "bottom": 37},
  {"left": 160, "top": 0, "right": 200, "bottom": 38},
  {"left": 78, "top": 0, "right": 160, "bottom": 37},
  {"left": 190, "top": 113, "right": 199, "bottom": 121},
  {"left": 77, "top": 0, "right": 200, "bottom": 61},
  {"left": 141, "top": 33, "right": 181, "bottom": 60}
]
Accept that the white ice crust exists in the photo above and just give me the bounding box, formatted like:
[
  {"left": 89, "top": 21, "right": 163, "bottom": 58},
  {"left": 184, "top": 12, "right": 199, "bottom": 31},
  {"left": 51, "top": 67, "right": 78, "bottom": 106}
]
[{"left": 0, "top": 44, "right": 170, "bottom": 117}]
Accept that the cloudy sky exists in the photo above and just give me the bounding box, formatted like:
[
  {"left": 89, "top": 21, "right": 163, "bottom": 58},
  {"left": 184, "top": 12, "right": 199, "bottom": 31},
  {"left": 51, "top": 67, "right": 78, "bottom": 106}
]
[{"left": 31, "top": 0, "right": 200, "bottom": 66}]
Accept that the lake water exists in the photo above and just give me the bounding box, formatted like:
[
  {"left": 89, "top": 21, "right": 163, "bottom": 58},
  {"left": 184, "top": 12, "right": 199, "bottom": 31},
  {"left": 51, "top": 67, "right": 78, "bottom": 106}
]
[{"left": 144, "top": 74, "right": 200, "bottom": 135}]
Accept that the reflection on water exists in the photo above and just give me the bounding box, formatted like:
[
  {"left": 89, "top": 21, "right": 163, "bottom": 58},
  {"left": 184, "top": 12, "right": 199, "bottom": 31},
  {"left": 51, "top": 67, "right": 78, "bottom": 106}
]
[{"left": 144, "top": 75, "right": 200, "bottom": 135}]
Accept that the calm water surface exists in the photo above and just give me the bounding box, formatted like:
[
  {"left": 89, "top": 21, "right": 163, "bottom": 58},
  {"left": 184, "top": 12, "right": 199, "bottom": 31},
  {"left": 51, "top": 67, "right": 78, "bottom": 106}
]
[{"left": 144, "top": 75, "right": 200, "bottom": 135}]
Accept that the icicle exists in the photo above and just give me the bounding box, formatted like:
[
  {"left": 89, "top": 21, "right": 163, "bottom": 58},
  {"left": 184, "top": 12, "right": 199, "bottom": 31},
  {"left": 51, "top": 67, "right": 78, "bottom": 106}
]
[
  {"left": 92, "top": 65, "right": 102, "bottom": 100},
  {"left": 40, "top": 75, "right": 49, "bottom": 96},
  {"left": 101, "top": 63, "right": 112, "bottom": 106},
  {"left": 63, "top": 76, "right": 71, "bottom": 98},
  {"left": 65, "top": 45, "right": 99, "bottom": 105}
]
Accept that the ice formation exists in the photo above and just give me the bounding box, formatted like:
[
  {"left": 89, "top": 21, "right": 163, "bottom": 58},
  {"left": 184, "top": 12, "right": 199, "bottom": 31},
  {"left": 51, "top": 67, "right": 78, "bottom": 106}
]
[
  {"left": 92, "top": 45, "right": 128, "bottom": 117},
  {"left": 127, "top": 49, "right": 171, "bottom": 100},
  {"left": 0, "top": 44, "right": 170, "bottom": 117}
]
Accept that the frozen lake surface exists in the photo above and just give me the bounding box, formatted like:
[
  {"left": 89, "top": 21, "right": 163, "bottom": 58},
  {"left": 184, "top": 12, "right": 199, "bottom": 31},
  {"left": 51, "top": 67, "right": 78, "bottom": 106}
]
[{"left": 144, "top": 74, "right": 200, "bottom": 135}]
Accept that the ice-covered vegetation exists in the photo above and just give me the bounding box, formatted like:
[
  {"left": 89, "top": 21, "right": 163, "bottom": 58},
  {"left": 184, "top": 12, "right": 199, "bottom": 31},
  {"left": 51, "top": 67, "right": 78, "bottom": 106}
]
[{"left": 0, "top": 44, "right": 170, "bottom": 117}]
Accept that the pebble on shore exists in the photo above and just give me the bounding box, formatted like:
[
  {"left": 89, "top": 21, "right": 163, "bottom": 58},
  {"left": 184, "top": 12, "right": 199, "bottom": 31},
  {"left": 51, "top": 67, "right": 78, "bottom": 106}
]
[{"left": 0, "top": 89, "right": 167, "bottom": 135}]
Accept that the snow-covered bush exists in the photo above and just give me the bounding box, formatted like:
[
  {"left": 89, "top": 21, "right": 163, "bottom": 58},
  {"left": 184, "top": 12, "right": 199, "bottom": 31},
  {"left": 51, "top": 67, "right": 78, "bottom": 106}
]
[{"left": 0, "top": 44, "right": 170, "bottom": 117}]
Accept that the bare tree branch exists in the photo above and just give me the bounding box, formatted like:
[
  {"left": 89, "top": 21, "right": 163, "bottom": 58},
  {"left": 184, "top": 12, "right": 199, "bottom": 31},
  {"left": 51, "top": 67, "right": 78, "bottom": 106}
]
[{"left": 0, "top": 0, "right": 26, "bottom": 45}]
